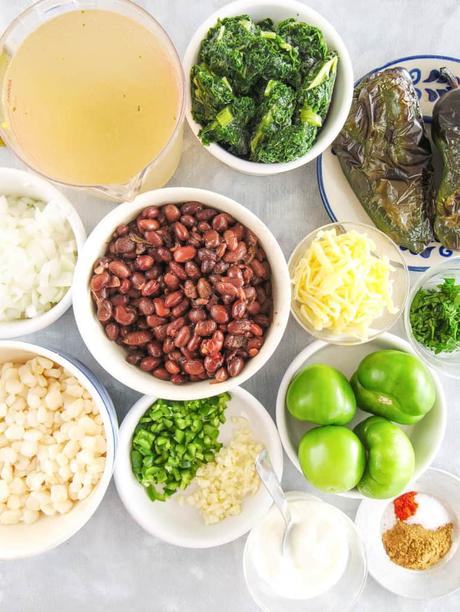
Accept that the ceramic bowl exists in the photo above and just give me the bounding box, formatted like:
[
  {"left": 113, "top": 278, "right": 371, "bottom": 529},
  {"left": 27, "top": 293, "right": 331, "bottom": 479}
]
[
  {"left": 0, "top": 168, "right": 86, "bottom": 339},
  {"left": 183, "top": 0, "right": 353, "bottom": 176},
  {"left": 114, "top": 386, "right": 283, "bottom": 548},
  {"left": 72, "top": 187, "right": 291, "bottom": 399},
  {"left": 275, "top": 332, "right": 446, "bottom": 500},
  {"left": 355, "top": 468, "right": 460, "bottom": 599},
  {"left": 0, "top": 340, "right": 117, "bottom": 560}
]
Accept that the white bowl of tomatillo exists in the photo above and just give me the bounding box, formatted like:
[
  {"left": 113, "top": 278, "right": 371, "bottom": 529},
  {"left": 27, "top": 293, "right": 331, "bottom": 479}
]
[
  {"left": 275, "top": 332, "right": 446, "bottom": 500},
  {"left": 72, "top": 187, "right": 290, "bottom": 399},
  {"left": 114, "top": 387, "right": 283, "bottom": 548}
]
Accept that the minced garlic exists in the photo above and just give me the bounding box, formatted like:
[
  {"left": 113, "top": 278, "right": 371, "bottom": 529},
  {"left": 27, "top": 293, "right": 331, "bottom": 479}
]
[{"left": 178, "top": 417, "right": 262, "bottom": 524}]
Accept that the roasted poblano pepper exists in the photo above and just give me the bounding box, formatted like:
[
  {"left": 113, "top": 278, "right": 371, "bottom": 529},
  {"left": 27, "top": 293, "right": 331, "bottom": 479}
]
[
  {"left": 333, "top": 67, "right": 434, "bottom": 253},
  {"left": 432, "top": 67, "right": 460, "bottom": 249}
]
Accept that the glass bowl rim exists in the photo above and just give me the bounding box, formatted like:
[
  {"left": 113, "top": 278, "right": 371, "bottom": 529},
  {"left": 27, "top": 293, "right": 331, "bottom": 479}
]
[
  {"left": 403, "top": 255, "right": 460, "bottom": 378},
  {"left": 288, "top": 221, "right": 411, "bottom": 345},
  {"left": 242, "top": 489, "right": 368, "bottom": 610}
]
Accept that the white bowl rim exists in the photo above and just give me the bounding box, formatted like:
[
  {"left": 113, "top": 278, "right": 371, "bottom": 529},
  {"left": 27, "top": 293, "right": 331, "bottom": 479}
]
[
  {"left": 182, "top": 0, "right": 354, "bottom": 175},
  {"left": 0, "top": 167, "right": 86, "bottom": 339},
  {"left": 72, "top": 186, "right": 291, "bottom": 399},
  {"left": 287, "top": 221, "right": 411, "bottom": 344},
  {"left": 354, "top": 467, "right": 460, "bottom": 600},
  {"left": 0, "top": 339, "right": 116, "bottom": 560},
  {"left": 275, "top": 331, "right": 447, "bottom": 500},
  {"left": 114, "top": 385, "right": 283, "bottom": 548}
]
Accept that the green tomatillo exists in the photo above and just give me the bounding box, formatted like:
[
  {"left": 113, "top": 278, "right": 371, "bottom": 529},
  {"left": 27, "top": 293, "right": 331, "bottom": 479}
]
[
  {"left": 286, "top": 364, "right": 356, "bottom": 425},
  {"left": 298, "top": 425, "right": 366, "bottom": 493},
  {"left": 351, "top": 350, "right": 436, "bottom": 425},
  {"left": 354, "top": 416, "right": 415, "bottom": 499}
]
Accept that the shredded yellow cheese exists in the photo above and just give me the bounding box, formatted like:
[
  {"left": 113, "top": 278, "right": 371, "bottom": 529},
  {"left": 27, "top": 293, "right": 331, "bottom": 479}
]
[{"left": 292, "top": 229, "right": 398, "bottom": 339}]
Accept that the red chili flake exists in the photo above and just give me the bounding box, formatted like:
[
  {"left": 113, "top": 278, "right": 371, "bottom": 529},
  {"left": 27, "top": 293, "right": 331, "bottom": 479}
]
[{"left": 393, "top": 491, "right": 418, "bottom": 521}]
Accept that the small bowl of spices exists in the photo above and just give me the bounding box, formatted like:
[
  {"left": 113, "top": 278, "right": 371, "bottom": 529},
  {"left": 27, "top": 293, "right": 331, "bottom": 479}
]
[
  {"left": 355, "top": 468, "right": 460, "bottom": 599},
  {"left": 404, "top": 257, "right": 460, "bottom": 379}
]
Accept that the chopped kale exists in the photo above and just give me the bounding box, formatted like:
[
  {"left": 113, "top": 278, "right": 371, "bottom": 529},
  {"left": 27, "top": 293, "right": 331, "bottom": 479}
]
[
  {"left": 256, "top": 17, "right": 275, "bottom": 31},
  {"left": 277, "top": 18, "right": 328, "bottom": 72},
  {"left": 296, "top": 52, "right": 338, "bottom": 127},
  {"left": 251, "top": 30, "right": 301, "bottom": 85},
  {"left": 199, "top": 96, "right": 256, "bottom": 156},
  {"left": 191, "top": 64, "right": 234, "bottom": 124},
  {"left": 250, "top": 80, "right": 296, "bottom": 159},
  {"left": 199, "top": 16, "right": 260, "bottom": 93},
  {"left": 254, "top": 123, "right": 318, "bottom": 163}
]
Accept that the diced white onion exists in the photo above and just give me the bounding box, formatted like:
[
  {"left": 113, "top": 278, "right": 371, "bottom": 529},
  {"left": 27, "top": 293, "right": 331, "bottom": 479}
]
[{"left": 0, "top": 195, "right": 77, "bottom": 322}]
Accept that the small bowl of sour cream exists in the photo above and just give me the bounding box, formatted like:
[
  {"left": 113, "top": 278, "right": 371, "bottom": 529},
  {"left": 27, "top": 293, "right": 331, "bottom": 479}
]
[{"left": 243, "top": 491, "right": 367, "bottom": 612}]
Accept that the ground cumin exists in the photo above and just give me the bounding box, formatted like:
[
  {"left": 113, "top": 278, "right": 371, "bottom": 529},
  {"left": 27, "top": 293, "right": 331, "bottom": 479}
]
[{"left": 382, "top": 520, "right": 454, "bottom": 570}]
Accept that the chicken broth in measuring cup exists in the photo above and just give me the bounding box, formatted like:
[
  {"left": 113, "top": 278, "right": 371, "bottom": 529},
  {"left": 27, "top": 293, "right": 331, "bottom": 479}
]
[{"left": 0, "top": 4, "right": 184, "bottom": 198}]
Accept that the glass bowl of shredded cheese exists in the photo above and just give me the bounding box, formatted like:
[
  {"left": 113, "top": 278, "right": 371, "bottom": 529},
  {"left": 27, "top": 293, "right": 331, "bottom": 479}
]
[{"left": 289, "top": 222, "right": 409, "bottom": 344}]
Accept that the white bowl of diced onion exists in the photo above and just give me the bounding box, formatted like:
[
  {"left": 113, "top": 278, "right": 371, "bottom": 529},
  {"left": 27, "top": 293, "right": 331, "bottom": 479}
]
[
  {"left": 0, "top": 167, "right": 86, "bottom": 339},
  {"left": 0, "top": 340, "right": 117, "bottom": 559}
]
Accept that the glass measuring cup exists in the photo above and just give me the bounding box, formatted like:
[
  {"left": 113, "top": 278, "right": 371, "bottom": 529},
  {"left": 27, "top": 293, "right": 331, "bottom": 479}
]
[{"left": 0, "top": 0, "right": 185, "bottom": 202}]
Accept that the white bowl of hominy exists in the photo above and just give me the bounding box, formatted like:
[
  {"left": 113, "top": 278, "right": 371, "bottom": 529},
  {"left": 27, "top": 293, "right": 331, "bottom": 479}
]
[{"left": 0, "top": 340, "right": 117, "bottom": 559}]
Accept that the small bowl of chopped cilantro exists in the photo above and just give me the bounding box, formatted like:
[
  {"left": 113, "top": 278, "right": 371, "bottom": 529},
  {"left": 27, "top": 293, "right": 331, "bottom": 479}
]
[
  {"left": 183, "top": 0, "right": 353, "bottom": 175},
  {"left": 405, "top": 257, "right": 460, "bottom": 378}
]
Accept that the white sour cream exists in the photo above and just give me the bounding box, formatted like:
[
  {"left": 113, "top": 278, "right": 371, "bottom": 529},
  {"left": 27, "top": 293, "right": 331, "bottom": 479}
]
[{"left": 248, "top": 498, "right": 349, "bottom": 600}]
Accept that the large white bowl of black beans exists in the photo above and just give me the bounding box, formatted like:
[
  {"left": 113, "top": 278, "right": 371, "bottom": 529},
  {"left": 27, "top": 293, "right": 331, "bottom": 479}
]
[{"left": 72, "top": 187, "right": 291, "bottom": 399}]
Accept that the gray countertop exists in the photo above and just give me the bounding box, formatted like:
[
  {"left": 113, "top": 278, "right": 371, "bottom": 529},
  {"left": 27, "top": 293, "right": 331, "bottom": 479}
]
[{"left": 0, "top": 0, "right": 459, "bottom": 610}]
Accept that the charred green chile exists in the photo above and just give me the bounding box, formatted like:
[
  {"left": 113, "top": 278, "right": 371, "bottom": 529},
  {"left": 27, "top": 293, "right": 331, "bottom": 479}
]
[
  {"left": 432, "top": 67, "right": 460, "bottom": 249},
  {"left": 333, "top": 67, "right": 434, "bottom": 254}
]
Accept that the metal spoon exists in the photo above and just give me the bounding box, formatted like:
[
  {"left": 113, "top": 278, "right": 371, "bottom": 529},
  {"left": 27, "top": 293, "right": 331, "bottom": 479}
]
[{"left": 255, "top": 449, "right": 294, "bottom": 556}]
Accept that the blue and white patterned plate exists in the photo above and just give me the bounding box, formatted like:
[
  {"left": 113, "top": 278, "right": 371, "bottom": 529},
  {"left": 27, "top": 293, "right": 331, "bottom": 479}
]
[{"left": 317, "top": 54, "right": 460, "bottom": 272}]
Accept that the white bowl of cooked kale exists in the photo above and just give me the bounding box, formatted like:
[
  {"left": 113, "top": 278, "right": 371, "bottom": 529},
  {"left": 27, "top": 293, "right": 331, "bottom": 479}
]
[{"left": 183, "top": 0, "right": 353, "bottom": 175}]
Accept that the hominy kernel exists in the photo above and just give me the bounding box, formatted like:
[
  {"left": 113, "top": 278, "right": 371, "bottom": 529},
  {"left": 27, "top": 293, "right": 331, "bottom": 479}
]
[
  {"left": 45, "top": 390, "right": 62, "bottom": 411},
  {"left": 1, "top": 464, "right": 13, "bottom": 482},
  {"left": 23, "top": 509, "right": 39, "bottom": 524},
  {"left": 0, "top": 509, "right": 21, "bottom": 525},
  {"left": 5, "top": 425, "right": 25, "bottom": 440},
  {"left": 5, "top": 379, "right": 23, "bottom": 395},
  {"left": 50, "top": 484, "right": 68, "bottom": 503},
  {"left": 54, "top": 499, "right": 73, "bottom": 514},
  {"left": 6, "top": 494, "right": 22, "bottom": 510},
  {"left": 0, "top": 480, "right": 9, "bottom": 501}
]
